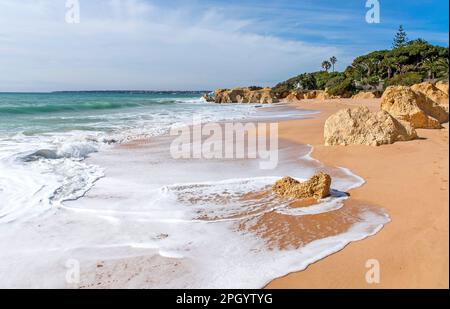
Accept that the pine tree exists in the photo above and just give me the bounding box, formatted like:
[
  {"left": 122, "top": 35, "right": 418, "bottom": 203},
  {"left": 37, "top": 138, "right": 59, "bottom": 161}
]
[{"left": 393, "top": 25, "right": 408, "bottom": 49}]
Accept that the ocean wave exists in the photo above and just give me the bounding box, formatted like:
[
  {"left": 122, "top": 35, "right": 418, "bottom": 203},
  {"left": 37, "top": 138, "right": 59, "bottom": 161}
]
[
  {"left": 22, "top": 143, "right": 98, "bottom": 162},
  {"left": 0, "top": 102, "right": 139, "bottom": 115}
]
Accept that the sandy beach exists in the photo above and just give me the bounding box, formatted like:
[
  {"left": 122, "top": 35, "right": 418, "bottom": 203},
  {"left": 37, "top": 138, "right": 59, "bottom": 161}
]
[
  {"left": 267, "top": 98, "right": 449, "bottom": 289},
  {"left": 65, "top": 98, "right": 448, "bottom": 289}
]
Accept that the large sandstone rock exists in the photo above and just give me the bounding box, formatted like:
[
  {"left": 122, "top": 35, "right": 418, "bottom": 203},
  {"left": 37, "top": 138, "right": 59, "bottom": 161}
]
[
  {"left": 380, "top": 86, "right": 448, "bottom": 129},
  {"left": 283, "top": 91, "right": 305, "bottom": 103},
  {"left": 315, "top": 90, "right": 332, "bottom": 100},
  {"left": 281, "top": 90, "right": 340, "bottom": 102},
  {"left": 302, "top": 90, "right": 332, "bottom": 100},
  {"left": 284, "top": 92, "right": 301, "bottom": 103},
  {"left": 436, "top": 81, "right": 449, "bottom": 96},
  {"left": 272, "top": 172, "right": 332, "bottom": 200},
  {"left": 352, "top": 91, "right": 377, "bottom": 99},
  {"left": 411, "top": 82, "right": 449, "bottom": 105},
  {"left": 213, "top": 87, "right": 279, "bottom": 104},
  {"left": 324, "top": 106, "right": 417, "bottom": 146}
]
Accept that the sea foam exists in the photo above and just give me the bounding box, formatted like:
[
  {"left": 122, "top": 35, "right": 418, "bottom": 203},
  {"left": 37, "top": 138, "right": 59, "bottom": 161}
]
[{"left": 0, "top": 96, "right": 389, "bottom": 288}]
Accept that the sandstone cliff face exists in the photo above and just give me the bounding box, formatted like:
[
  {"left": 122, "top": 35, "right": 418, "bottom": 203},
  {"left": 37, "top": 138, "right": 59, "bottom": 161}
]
[
  {"left": 213, "top": 88, "right": 279, "bottom": 104},
  {"left": 380, "top": 86, "right": 449, "bottom": 129},
  {"left": 411, "top": 82, "right": 449, "bottom": 105},
  {"left": 283, "top": 92, "right": 302, "bottom": 103},
  {"left": 352, "top": 91, "right": 378, "bottom": 99},
  {"left": 281, "top": 90, "right": 338, "bottom": 102},
  {"left": 272, "top": 172, "right": 332, "bottom": 200},
  {"left": 435, "top": 81, "right": 449, "bottom": 96},
  {"left": 324, "top": 106, "right": 417, "bottom": 146}
]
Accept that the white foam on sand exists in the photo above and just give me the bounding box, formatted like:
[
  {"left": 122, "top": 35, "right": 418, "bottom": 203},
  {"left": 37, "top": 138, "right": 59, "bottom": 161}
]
[{"left": 0, "top": 105, "right": 390, "bottom": 288}]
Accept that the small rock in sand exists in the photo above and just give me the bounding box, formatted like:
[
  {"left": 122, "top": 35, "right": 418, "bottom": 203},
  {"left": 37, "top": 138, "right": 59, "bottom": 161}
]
[{"left": 272, "top": 172, "right": 332, "bottom": 200}]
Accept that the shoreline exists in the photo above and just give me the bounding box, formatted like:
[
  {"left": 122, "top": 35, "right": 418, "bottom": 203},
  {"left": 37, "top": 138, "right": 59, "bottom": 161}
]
[
  {"left": 1, "top": 97, "right": 446, "bottom": 288},
  {"left": 266, "top": 98, "right": 449, "bottom": 289},
  {"left": 67, "top": 101, "right": 391, "bottom": 289}
]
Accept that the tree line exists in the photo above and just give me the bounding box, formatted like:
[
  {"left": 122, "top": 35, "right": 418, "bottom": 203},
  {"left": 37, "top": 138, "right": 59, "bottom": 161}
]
[{"left": 273, "top": 26, "right": 449, "bottom": 97}]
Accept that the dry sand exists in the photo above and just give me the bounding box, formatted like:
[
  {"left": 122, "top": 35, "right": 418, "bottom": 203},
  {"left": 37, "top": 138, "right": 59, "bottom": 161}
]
[{"left": 266, "top": 98, "right": 449, "bottom": 289}]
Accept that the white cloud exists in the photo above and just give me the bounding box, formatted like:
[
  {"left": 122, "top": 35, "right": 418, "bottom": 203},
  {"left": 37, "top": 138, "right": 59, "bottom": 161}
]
[{"left": 0, "top": 0, "right": 346, "bottom": 91}]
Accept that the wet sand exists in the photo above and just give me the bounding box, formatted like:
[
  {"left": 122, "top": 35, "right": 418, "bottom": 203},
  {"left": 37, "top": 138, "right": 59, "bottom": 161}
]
[{"left": 266, "top": 98, "right": 449, "bottom": 289}]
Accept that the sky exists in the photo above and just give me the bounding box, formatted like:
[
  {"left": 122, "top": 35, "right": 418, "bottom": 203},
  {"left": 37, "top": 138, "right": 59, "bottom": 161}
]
[{"left": 0, "top": 0, "right": 448, "bottom": 92}]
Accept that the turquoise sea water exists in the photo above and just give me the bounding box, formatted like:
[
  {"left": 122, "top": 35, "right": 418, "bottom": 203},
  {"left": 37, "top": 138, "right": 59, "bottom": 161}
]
[
  {"left": 0, "top": 91, "right": 257, "bottom": 222},
  {"left": 0, "top": 91, "right": 221, "bottom": 134}
]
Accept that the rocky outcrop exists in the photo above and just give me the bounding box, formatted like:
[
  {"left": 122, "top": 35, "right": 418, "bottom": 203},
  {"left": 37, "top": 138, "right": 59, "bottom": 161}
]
[
  {"left": 411, "top": 82, "right": 449, "bottom": 105},
  {"left": 324, "top": 106, "right": 417, "bottom": 146},
  {"left": 284, "top": 92, "right": 301, "bottom": 103},
  {"left": 272, "top": 172, "right": 332, "bottom": 200},
  {"left": 436, "top": 81, "right": 449, "bottom": 96},
  {"left": 281, "top": 90, "right": 340, "bottom": 102},
  {"left": 202, "top": 93, "right": 215, "bottom": 102},
  {"left": 380, "top": 86, "right": 449, "bottom": 129},
  {"left": 213, "top": 87, "right": 279, "bottom": 104},
  {"left": 352, "top": 91, "right": 378, "bottom": 99},
  {"left": 303, "top": 90, "right": 332, "bottom": 100}
]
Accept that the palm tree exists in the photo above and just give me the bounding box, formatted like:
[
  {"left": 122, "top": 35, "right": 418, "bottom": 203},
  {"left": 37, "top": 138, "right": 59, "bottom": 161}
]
[
  {"left": 330, "top": 56, "right": 337, "bottom": 72},
  {"left": 353, "top": 64, "right": 367, "bottom": 81},
  {"left": 421, "top": 57, "right": 439, "bottom": 80},
  {"left": 436, "top": 58, "right": 449, "bottom": 79},
  {"left": 382, "top": 57, "right": 396, "bottom": 79},
  {"left": 322, "top": 60, "right": 332, "bottom": 72}
]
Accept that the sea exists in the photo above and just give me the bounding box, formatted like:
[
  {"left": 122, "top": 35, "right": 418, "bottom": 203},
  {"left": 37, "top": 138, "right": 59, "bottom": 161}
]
[{"left": 0, "top": 91, "right": 389, "bottom": 288}]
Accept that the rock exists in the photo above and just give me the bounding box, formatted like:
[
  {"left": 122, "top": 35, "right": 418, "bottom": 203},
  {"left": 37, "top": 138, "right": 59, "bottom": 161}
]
[
  {"left": 213, "top": 87, "right": 279, "bottom": 104},
  {"left": 435, "top": 81, "right": 449, "bottom": 96},
  {"left": 302, "top": 90, "right": 331, "bottom": 100},
  {"left": 411, "top": 82, "right": 449, "bottom": 105},
  {"left": 202, "top": 93, "right": 215, "bottom": 102},
  {"left": 272, "top": 172, "right": 332, "bottom": 200},
  {"left": 352, "top": 91, "right": 377, "bottom": 99},
  {"left": 380, "top": 86, "right": 448, "bottom": 129},
  {"left": 281, "top": 90, "right": 339, "bottom": 102},
  {"left": 315, "top": 90, "right": 332, "bottom": 100},
  {"left": 324, "top": 106, "right": 418, "bottom": 146},
  {"left": 283, "top": 91, "right": 305, "bottom": 103}
]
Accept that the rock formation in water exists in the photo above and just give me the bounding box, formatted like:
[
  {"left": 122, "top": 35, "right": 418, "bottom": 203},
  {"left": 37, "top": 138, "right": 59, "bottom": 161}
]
[
  {"left": 272, "top": 172, "right": 332, "bottom": 200},
  {"left": 202, "top": 93, "right": 215, "bottom": 102},
  {"left": 324, "top": 106, "right": 417, "bottom": 146},
  {"left": 380, "top": 85, "right": 449, "bottom": 129}
]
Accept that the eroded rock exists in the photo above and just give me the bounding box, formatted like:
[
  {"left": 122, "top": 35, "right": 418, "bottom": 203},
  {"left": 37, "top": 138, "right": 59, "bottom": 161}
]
[
  {"left": 272, "top": 172, "right": 332, "bottom": 200},
  {"left": 324, "top": 106, "right": 417, "bottom": 146},
  {"left": 213, "top": 87, "right": 279, "bottom": 104},
  {"left": 380, "top": 86, "right": 448, "bottom": 129}
]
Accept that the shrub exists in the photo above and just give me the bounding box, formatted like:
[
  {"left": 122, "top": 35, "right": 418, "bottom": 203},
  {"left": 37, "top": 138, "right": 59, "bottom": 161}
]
[
  {"left": 316, "top": 72, "right": 344, "bottom": 89},
  {"left": 325, "top": 75, "right": 346, "bottom": 89},
  {"left": 386, "top": 72, "right": 423, "bottom": 87},
  {"left": 327, "top": 78, "right": 355, "bottom": 97},
  {"left": 247, "top": 86, "right": 263, "bottom": 91}
]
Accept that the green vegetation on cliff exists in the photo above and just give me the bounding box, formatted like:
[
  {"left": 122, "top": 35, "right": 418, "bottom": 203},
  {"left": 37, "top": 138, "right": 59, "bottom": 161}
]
[{"left": 273, "top": 26, "right": 449, "bottom": 96}]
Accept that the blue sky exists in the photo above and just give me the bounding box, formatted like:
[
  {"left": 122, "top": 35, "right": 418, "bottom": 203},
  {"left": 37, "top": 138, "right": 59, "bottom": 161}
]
[{"left": 0, "top": 0, "right": 448, "bottom": 91}]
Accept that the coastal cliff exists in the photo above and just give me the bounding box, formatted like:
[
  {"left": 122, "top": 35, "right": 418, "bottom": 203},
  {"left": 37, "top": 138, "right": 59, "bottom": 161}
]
[{"left": 204, "top": 87, "right": 279, "bottom": 104}]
